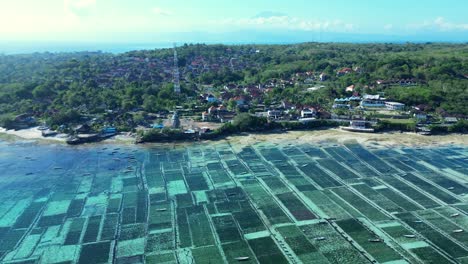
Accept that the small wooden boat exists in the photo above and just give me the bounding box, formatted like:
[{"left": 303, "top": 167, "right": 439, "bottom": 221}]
[
  {"left": 368, "top": 238, "right": 382, "bottom": 243},
  {"left": 234, "top": 257, "right": 250, "bottom": 261},
  {"left": 156, "top": 208, "right": 167, "bottom": 212},
  {"left": 404, "top": 234, "right": 416, "bottom": 238},
  {"left": 453, "top": 229, "right": 464, "bottom": 233},
  {"left": 447, "top": 187, "right": 455, "bottom": 190},
  {"left": 451, "top": 213, "right": 460, "bottom": 217},
  {"left": 315, "top": 236, "right": 326, "bottom": 241},
  {"left": 413, "top": 220, "right": 423, "bottom": 223},
  {"left": 53, "top": 167, "right": 63, "bottom": 170}
]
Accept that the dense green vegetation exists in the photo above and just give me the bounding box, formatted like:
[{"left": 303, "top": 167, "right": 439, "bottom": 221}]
[{"left": 0, "top": 43, "right": 466, "bottom": 130}]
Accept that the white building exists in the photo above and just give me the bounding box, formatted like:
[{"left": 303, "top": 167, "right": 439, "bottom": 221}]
[
  {"left": 385, "top": 102, "right": 405, "bottom": 111},
  {"left": 360, "top": 94, "right": 386, "bottom": 108},
  {"left": 267, "top": 110, "right": 283, "bottom": 119},
  {"left": 301, "top": 108, "right": 317, "bottom": 118}
]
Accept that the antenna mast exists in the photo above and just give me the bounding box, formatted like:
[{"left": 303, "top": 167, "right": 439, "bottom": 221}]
[{"left": 173, "top": 43, "right": 181, "bottom": 93}]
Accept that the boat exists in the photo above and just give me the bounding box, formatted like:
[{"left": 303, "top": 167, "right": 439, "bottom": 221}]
[
  {"left": 315, "top": 236, "right": 326, "bottom": 241},
  {"left": 53, "top": 167, "right": 62, "bottom": 170},
  {"left": 156, "top": 208, "right": 168, "bottom": 212},
  {"left": 447, "top": 187, "right": 455, "bottom": 190},
  {"left": 234, "top": 257, "right": 250, "bottom": 261},
  {"left": 66, "top": 133, "right": 100, "bottom": 145},
  {"left": 368, "top": 238, "right": 383, "bottom": 243},
  {"left": 453, "top": 229, "right": 464, "bottom": 233},
  {"left": 341, "top": 121, "right": 375, "bottom": 133},
  {"left": 413, "top": 220, "right": 423, "bottom": 223},
  {"left": 404, "top": 234, "right": 416, "bottom": 238},
  {"left": 451, "top": 213, "right": 460, "bottom": 217},
  {"left": 41, "top": 129, "right": 57, "bottom": 137}
]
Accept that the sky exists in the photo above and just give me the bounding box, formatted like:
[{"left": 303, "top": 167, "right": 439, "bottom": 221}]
[{"left": 1, "top": 0, "right": 468, "bottom": 43}]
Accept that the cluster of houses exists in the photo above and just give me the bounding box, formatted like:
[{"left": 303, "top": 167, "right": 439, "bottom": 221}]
[{"left": 333, "top": 94, "right": 406, "bottom": 111}]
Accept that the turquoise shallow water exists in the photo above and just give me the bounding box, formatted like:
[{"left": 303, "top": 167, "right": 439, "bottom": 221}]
[{"left": 0, "top": 140, "right": 466, "bottom": 263}]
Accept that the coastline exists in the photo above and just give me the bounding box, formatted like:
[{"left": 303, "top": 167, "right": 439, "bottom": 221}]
[
  {"left": 1, "top": 126, "right": 466, "bottom": 147},
  {"left": 222, "top": 129, "right": 468, "bottom": 148}
]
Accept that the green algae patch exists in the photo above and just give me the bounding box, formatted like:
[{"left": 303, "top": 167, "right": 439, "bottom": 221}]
[{"left": 117, "top": 237, "right": 145, "bottom": 258}]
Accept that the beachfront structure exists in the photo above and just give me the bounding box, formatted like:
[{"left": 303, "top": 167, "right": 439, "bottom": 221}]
[
  {"left": 206, "top": 94, "right": 218, "bottom": 103},
  {"left": 172, "top": 111, "right": 180, "bottom": 128},
  {"left": 341, "top": 120, "right": 375, "bottom": 132},
  {"left": 333, "top": 98, "right": 351, "bottom": 109},
  {"left": 360, "top": 94, "right": 386, "bottom": 108},
  {"left": 267, "top": 110, "right": 283, "bottom": 119},
  {"left": 301, "top": 108, "right": 317, "bottom": 118},
  {"left": 385, "top": 102, "right": 405, "bottom": 111}
]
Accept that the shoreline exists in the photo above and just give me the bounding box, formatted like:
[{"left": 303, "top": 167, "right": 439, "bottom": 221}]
[{"left": 1, "top": 126, "right": 465, "bottom": 148}]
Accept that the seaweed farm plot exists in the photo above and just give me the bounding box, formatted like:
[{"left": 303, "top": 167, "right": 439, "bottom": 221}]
[{"left": 0, "top": 140, "right": 466, "bottom": 264}]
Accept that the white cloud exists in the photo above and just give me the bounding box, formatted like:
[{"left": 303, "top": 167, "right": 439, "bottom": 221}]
[
  {"left": 408, "top": 17, "right": 468, "bottom": 31},
  {"left": 64, "top": 0, "right": 97, "bottom": 17},
  {"left": 384, "top": 24, "right": 393, "bottom": 30},
  {"left": 152, "top": 7, "right": 173, "bottom": 16},
  {"left": 215, "top": 16, "right": 355, "bottom": 32}
]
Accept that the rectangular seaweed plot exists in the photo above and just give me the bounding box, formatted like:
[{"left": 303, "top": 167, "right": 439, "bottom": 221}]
[
  {"left": 336, "top": 218, "right": 403, "bottom": 263},
  {"left": 297, "top": 163, "right": 341, "bottom": 188},
  {"left": 344, "top": 143, "right": 398, "bottom": 174},
  {"left": 317, "top": 159, "right": 360, "bottom": 181},
  {"left": 82, "top": 215, "right": 102, "bottom": 243},
  {"left": 401, "top": 173, "right": 460, "bottom": 204},
  {"left": 212, "top": 215, "right": 242, "bottom": 244},
  {"left": 300, "top": 222, "right": 369, "bottom": 264},
  {"left": 145, "top": 231, "right": 174, "bottom": 253},
  {"left": 396, "top": 212, "right": 468, "bottom": 259},
  {"left": 221, "top": 240, "right": 256, "bottom": 264},
  {"left": 176, "top": 208, "right": 192, "bottom": 248},
  {"left": 420, "top": 171, "right": 468, "bottom": 196},
  {"left": 331, "top": 187, "right": 390, "bottom": 221},
  {"left": 380, "top": 176, "right": 440, "bottom": 208},
  {"left": 415, "top": 209, "right": 468, "bottom": 247},
  {"left": 302, "top": 190, "right": 352, "bottom": 220},
  {"left": 64, "top": 217, "right": 86, "bottom": 245},
  {"left": 351, "top": 183, "right": 403, "bottom": 213},
  {"left": 148, "top": 202, "right": 172, "bottom": 231},
  {"left": 247, "top": 236, "right": 289, "bottom": 264},
  {"left": 276, "top": 225, "right": 330, "bottom": 263},
  {"left": 242, "top": 180, "right": 292, "bottom": 225},
  {"left": 13, "top": 201, "right": 46, "bottom": 229},
  {"left": 206, "top": 162, "right": 234, "bottom": 186},
  {"left": 78, "top": 241, "right": 111, "bottom": 264},
  {"left": 186, "top": 205, "right": 215, "bottom": 247},
  {"left": 233, "top": 203, "right": 267, "bottom": 234},
  {"left": 276, "top": 192, "right": 316, "bottom": 221},
  {"left": 192, "top": 245, "right": 224, "bottom": 264},
  {"left": 100, "top": 213, "right": 119, "bottom": 241}
]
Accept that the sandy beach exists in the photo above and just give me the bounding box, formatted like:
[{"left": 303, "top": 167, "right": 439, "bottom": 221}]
[
  {"left": 224, "top": 129, "right": 468, "bottom": 148},
  {"left": 0, "top": 127, "right": 68, "bottom": 142},
  {"left": 1, "top": 126, "right": 466, "bottom": 147}
]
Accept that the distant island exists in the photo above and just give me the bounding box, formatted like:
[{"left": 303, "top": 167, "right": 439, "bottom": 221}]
[{"left": 0, "top": 42, "right": 466, "bottom": 143}]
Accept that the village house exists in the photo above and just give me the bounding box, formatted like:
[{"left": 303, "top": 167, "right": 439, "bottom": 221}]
[
  {"left": 360, "top": 94, "right": 386, "bottom": 108},
  {"left": 333, "top": 98, "right": 351, "bottom": 109},
  {"left": 337, "top": 67, "right": 353, "bottom": 76},
  {"left": 385, "top": 102, "right": 405, "bottom": 111},
  {"left": 346, "top": 84, "right": 355, "bottom": 92},
  {"left": 319, "top": 73, "right": 327, "bottom": 81},
  {"left": 231, "top": 96, "right": 247, "bottom": 106},
  {"left": 301, "top": 107, "right": 317, "bottom": 118},
  {"left": 206, "top": 94, "right": 218, "bottom": 103},
  {"left": 267, "top": 110, "right": 284, "bottom": 120},
  {"left": 202, "top": 105, "right": 235, "bottom": 122}
]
